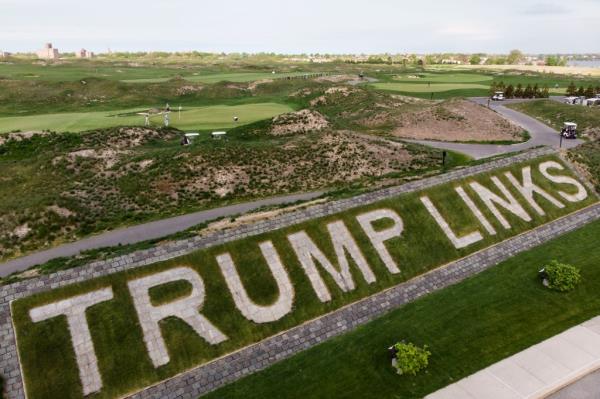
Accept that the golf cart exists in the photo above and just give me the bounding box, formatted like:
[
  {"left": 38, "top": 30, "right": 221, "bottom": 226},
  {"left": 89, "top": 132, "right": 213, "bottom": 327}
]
[
  {"left": 491, "top": 91, "right": 504, "bottom": 101},
  {"left": 585, "top": 98, "right": 600, "bottom": 107},
  {"left": 564, "top": 96, "right": 578, "bottom": 105},
  {"left": 561, "top": 122, "right": 577, "bottom": 139}
]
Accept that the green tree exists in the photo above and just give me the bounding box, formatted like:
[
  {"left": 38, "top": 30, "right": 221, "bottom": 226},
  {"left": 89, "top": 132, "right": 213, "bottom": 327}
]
[
  {"left": 577, "top": 86, "right": 585, "bottom": 97},
  {"left": 524, "top": 84, "right": 534, "bottom": 98},
  {"left": 507, "top": 49, "right": 524, "bottom": 64},
  {"left": 515, "top": 83, "right": 524, "bottom": 98},
  {"left": 469, "top": 54, "right": 482, "bottom": 65},
  {"left": 585, "top": 85, "right": 595, "bottom": 98},
  {"left": 567, "top": 82, "right": 577, "bottom": 96},
  {"left": 542, "top": 86, "right": 550, "bottom": 98},
  {"left": 595, "top": 86, "right": 600, "bottom": 95},
  {"left": 489, "top": 81, "right": 499, "bottom": 95},
  {"left": 505, "top": 84, "right": 515, "bottom": 98},
  {"left": 533, "top": 84, "right": 541, "bottom": 98}
]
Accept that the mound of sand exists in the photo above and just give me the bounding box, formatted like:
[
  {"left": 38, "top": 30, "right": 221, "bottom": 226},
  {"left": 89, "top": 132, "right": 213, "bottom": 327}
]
[
  {"left": 270, "top": 109, "right": 329, "bottom": 135},
  {"left": 392, "top": 99, "right": 524, "bottom": 142}
]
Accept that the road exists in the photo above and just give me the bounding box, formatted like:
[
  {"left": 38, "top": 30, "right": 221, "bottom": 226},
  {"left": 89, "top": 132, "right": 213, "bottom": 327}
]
[
  {"left": 404, "top": 98, "right": 583, "bottom": 159},
  {"left": 549, "top": 368, "right": 600, "bottom": 398},
  {"left": 0, "top": 191, "right": 325, "bottom": 277}
]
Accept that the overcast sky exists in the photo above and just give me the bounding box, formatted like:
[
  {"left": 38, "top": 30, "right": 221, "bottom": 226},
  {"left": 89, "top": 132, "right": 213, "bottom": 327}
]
[{"left": 1, "top": 0, "right": 599, "bottom": 54}]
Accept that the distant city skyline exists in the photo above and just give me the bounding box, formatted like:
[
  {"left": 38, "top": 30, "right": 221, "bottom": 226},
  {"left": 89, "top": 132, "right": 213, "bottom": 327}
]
[{"left": 1, "top": 0, "right": 599, "bottom": 54}]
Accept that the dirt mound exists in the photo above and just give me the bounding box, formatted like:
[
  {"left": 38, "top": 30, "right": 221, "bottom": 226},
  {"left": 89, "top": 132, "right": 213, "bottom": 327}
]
[
  {"left": 583, "top": 127, "right": 600, "bottom": 141},
  {"left": 315, "top": 74, "right": 357, "bottom": 83},
  {"left": 248, "top": 79, "right": 274, "bottom": 90},
  {"left": 392, "top": 99, "right": 524, "bottom": 142},
  {"left": 0, "top": 131, "right": 47, "bottom": 146},
  {"left": 270, "top": 109, "right": 329, "bottom": 135}
]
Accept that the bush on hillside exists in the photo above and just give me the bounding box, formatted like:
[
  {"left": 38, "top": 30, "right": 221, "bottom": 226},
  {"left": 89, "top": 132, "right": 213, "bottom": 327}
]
[
  {"left": 541, "top": 260, "right": 581, "bottom": 292},
  {"left": 393, "top": 342, "right": 431, "bottom": 376}
]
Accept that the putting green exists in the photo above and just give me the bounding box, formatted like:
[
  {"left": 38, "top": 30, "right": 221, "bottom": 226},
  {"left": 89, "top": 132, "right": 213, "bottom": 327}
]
[
  {"left": 0, "top": 103, "right": 294, "bottom": 133},
  {"left": 372, "top": 82, "right": 490, "bottom": 93},
  {"left": 391, "top": 73, "right": 492, "bottom": 83},
  {"left": 122, "top": 72, "right": 313, "bottom": 84}
]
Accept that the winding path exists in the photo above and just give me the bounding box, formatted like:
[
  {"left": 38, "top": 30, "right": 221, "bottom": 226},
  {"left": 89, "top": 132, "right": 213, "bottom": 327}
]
[
  {"left": 405, "top": 98, "right": 583, "bottom": 159},
  {"left": 0, "top": 191, "right": 325, "bottom": 277}
]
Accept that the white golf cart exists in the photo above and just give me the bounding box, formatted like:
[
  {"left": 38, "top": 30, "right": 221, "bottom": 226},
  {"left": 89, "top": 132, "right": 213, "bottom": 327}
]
[
  {"left": 491, "top": 91, "right": 505, "bottom": 101},
  {"left": 564, "top": 96, "right": 578, "bottom": 105},
  {"left": 585, "top": 98, "right": 600, "bottom": 107},
  {"left": 561, "top": 122, "right": 577, "bottom": 139}
]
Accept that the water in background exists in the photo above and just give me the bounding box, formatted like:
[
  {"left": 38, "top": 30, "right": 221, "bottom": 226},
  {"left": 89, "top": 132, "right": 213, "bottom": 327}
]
[{"left": 567, "top": 60, "right": 600, "bottom": 68}]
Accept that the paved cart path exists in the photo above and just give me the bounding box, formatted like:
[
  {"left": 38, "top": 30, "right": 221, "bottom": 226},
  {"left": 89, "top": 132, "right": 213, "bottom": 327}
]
[
  {"left": 405, "top": 98, "right": 583, "bottom": 159},
  {"left": 549, "top": 368, "right": 600, "bottom": 398},
  {"left": 427, "top": 316, "right": 600, "bottom": 399},
  {"left": 0, "top": 191, "right": 324, "bottom": 277}
]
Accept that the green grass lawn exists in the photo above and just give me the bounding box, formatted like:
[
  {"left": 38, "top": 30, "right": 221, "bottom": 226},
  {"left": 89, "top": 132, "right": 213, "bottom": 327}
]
[
  {"left": 205, "top": 217, "right": 600, "bottom": 399},
  {"left": 371, "top": 69, "right": 599, "bottom": 99},
  {"left": 0, "top": 103, "right": 293, "bottom": 133},
  {"left": 0, "top": 62, "right": 185, "bottom": 82},
  {"left": 0, "top": 62, "right": 313, "bottom": 84},
  {"left": 122, "top": 72, "right": 314, "bottom": 84},
  {"left": 391, "top": 72, "right": 492, "bottom": 83},
  {"left": 371, "top": 82, "right": 490, "bottom": 93},
  {"left": 11, "top": 155, "right": 596, "bottom": 399}
]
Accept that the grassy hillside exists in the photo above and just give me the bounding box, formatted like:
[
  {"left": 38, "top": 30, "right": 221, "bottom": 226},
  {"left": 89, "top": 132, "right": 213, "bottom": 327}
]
[
  {"left": 206, "top": 217, "right": 600, "bottom": 399},
  {"left": 11, "top": 155, "right": 595, "bottom": 399},
  {"left": 509, "top": 100, "right": 600, "bottom": 139},
  {"left": 569, "top": 140, "right": 600, "bottom": 192},
  {"left": 0, "top": 125, "right": 452, "bottom": 261}
]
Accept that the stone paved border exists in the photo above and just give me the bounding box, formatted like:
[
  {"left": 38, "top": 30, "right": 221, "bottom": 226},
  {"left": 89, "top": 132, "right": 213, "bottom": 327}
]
[{"left": 0, "top": 146, "right": 577, "bottom": 399}]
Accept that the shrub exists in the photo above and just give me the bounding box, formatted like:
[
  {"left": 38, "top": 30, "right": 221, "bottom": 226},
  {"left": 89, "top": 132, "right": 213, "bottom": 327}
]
[
  {"left": 393, "top": 342, "right": 431, "bottom": 376},
  {"left": 542, "top": 260, "right": 581, "bottom": 292}
]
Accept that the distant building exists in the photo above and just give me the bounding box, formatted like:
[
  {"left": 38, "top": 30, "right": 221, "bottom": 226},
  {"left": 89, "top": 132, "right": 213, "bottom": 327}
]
[
  {"left": 36, "top": 43, "right": 59, "bottom": 59},
  {"left": 0, "top": 51, "right": 11, "bottom": 58},
  {"left": 75, "top": 48, "right": 94, "bottom": 59}
]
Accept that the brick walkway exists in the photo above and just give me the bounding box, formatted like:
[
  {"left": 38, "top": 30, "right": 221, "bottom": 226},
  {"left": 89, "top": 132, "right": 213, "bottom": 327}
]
[{"left": 1, "top": 147, "right": 597, "bottom": 399}]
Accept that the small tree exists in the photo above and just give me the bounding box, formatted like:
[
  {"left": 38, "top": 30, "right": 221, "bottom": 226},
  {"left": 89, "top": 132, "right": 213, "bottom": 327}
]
[
  {"left": 515, "top": 83, "right": 524, "bottom": 98},
  {"left": 566, "top": 82, "right": 577, "bottom": 96},
  {"left": 393, "top": 342, "right": 431, "bottom": 376},
  {"left": 585, "top": 85, "right": 595, "bottom": 98},
  {"left": 542, "top": 86, "right": 550, "bottom": 98},
  {"left": 577, "top": 86, "right": 585, "bottom": 97},
  {"left": 489, "top": 81, "right": 498, "bottom": 96},
  {"left": 542, "top": 261, "right": 581, "bottom": 292},
  {"left": 533, "top": 83, "right": 541, "bottom": 98},
  {"left": 505, "top": 84, "right": 515, "bottom": 98},
  {"left": 595, "top": 86, "right": 600, "bottom": 95},
  {"left": 469, "top": 54, "right": 482, "bottom": 65},
  {"left": 507, "top": 49, "right": 524, "bottom": 65},
  {"left": 524, "top": 84, "right": 534, "bottom": 98}
]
